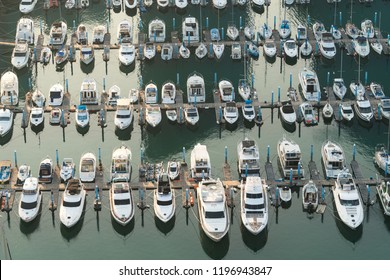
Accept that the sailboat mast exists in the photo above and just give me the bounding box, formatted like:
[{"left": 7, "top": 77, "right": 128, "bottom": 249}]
[
  {"left": 333, "top": 1, "right": 337, "bottom": 26},
  {"left": 340, "top": 49, "right": 343, "bottom": 79},
  {"left": 350, "top": 0, "right": 353, "bottom": 23}
]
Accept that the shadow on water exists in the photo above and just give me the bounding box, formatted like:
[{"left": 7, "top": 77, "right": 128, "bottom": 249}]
[
  {"left": 113, "top": 6, "right": 122, "bottom": 14},
  {"left": 284, "top": 56, "right": 297, "bottom": 66},
  {"left": 125, "top": 7, "right": 138, "bottom": 17},
  {"left": 0, "top": 129, "right": 13, "bottom": 146},
  {"left": 281, "top": 119, "right": 296, "bottom": 133},
  {"left": 240, "top": 223, "right": 268, "bottom": 253},
  {"left": 175, "top": 7, "right": 187, "bottom": 16},
  {"left": 60, "top": 203, "right": 86, "bottom": 242},
  {"left": 111, "top": 216, "right": 135, "bottom": 238},
  {"left": 265, "top": 55, "right": 276, "bottom": 65},
  {"left": 251, "top": 5, "right": 265, "bottom": 15},
  {"left": 119, "top": 63, "right": 136, "bottom": 75},
  {"left": 115, "top": 124, "right": 133, "bottom": 141},
  {"left": 332, "top": 202, "right": 363, "bottom": 244},
  {"left": 19, "top": 211, "right": 42, "bottom": 236},
  {"left": 154, "top": 215, "right": 176, "bottom": 235},
  {"left": 80, "top": 60, "right": 95, "bottom": 74},
  {"left": 281, "top": 199, "right": 292, "bottom": 209},
  {"left": 76, "top": 124, "right": 90, "bottom": 136},
  {"left": 244, "top": 119, "right": 256, "bottom": 130},
  {"left": 199, "top": 225, "right": 229, "bottom": 260},
  {"left": 225, "top": 121, "right": 238, "bottom": 132},
  {"left": 146, "top": 124, "right": 162, "bottom": 135}
]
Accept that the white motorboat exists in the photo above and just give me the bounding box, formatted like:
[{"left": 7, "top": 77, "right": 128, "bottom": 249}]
[
  {"left": 361, "top": 19, "right": 374, "bottom": 39},
  {"left": 355, "top": 95, "right": 373, "bottom": 123},
  {"left": 1, "top": 71, "right": 19, "bottom": 106},
  {"left": 322, "top": 102, "right": 334, "bottom": 119},
  {"left": 76, "top": 24, "right": 87, "bottom": 45},
  {"left": 148, "top": 18, "right": 166, "bottom": 43},
  {"left": 299, "top": 68, "right": 321, "bottom": 102},
  {"left": 40, "top": 47, "right": 51, "bottom": 64},
  {"left": 212, "top": 0, "right": 227, "bottom": 9},
  {"left": 182, "top": 17, "right": 199, "bottom": 43},
  {"left": 238, "top": 79, "right": 251, "bottom": 101},
  {"left": 340, "top": 103, "right": 354, "bottom": 121},
  {"left": 110, "top": 181, "right": 134, "bottom": 226},
  {"left": 380, "top": 98, "right": 390, "bottom": 121},
  {"left": 187, "top": 72, "right": 205, "bottom": 103},
  {"left": 79, "top": 152, "right": 96, "bottom": 182},
  {"left": 49, "top": 108, "right": 61, "bottom": 125},
  {"left": 280, "top": 103, "right": 296, "bottom": 125},
  {"left": 302, "top": 180, "right": 319, "bottom": 211},
  {"left": 80, "top": 45, "right": 94, "bottom": 65},
  {"left": 128, "top": 88, "right": 139, "bottom": 104},
  {"left": 0, "top": 109, "right": 13, "bottom": 137},
  {"left": 175, "top": 0, "right": 188, "bottom": 9},
  {"left": 59, "top": 179, "right": 86, "bottom": 228},
  {"left": 296, "top": 25, "right": 307, "bottom": 41},
  {"left": 117, "top": 20, "right": 132, "bottom": 42},
  {"left": 0, "top": 160, "right": 11, "bottom": 184},
  {"left": 161, "top": 44, "right": 173, "bottom": 61},
  {"left": 60, "top": 158, "right": 75, "bottom": 183},
  {"left": 376, "top": 180, "right": 390, "bottom": 216},
  {"left": 277, "top": 135, "right": 304, "bottom": 179},
  {"left": 114, "top": 98, "right": 133, "bottom": 130},
  {"left": 29, "top": 107, "right": 44, "bottom": 127},
  {"left": 167, "top": 161, "right": 180, "bottom": 180},
  {"left": 179, "top": 44, "right": 190, "bottom": 59},
  {"left": 15, "top": 17, "right": 35, "bottom": 44},
  {"left": 251, "top": 0, "right": 265, "bottom": 8},
  {"left": 241, "top": 101, "right": 255, "bottom": 122},
  {"left": 374, "top": 144, "right": 390, "bottom": 175},
  {"left": 279, "top": 186, "right": 292, "bottom": 203},
  {"left": 17, "top": 164, "right": 31, "bottom": 185},
  {"left": 319, "top": 32, "right": 337, "bottom": 59},
  {"left": 110, "top": 145, "right": 132, "bottom": 182},
  {"left": 93, "top": 25, "right": 106, "bottom": 44},
  {"left": 300, "top": 40, "right": 313, "bottom": 57},
  {"left": 161, "top": 82, "right": 176, "bottom": 104},
  {"left": 18, "top": 177, "right": 42, "bottom": 222},
  {"left": 145, "top": 104, "right": 162, "bottom": 127},
  {"left": 144, "top": 0, "right": 153, "bottom": 7},
  {"left": 145, "top": 82, "right": 158, "bottom": 104},
  {"left": 154, "top": 173, "right": 176, "bottom": 223},
  {"left": 313, "top": 21, "right": 326, "bottom": 42},
  {"left": 119, "top": 42, "right": 135, "bottom": 66},
  {"left": 213, "top": 42, "right": 225, "bottom": 59},
  {"left": 19, "top": 0, "right": 37, "bottom": 14},
  {"left": 157, "top": 0, "right": 169, "bottom": 8},
  {"left": 259, "top": 23, "right": 272, "bottom": 40},
  {"left": 195, "top": 43, "right": 208, "bottom": 59},
  {"left": 210, "top": 28, "right": 220, "bottom": 42},
  {"left": 107, "top": 85, "right": 121, "bottom": 106},
  {"left": 184, "top": 107, "right": 199, "bottom": 126},
  {"left": 333, "top": 78, "right": 347, "bottom": 100},
  {"left": 371, "top": 39, "right": 383, "bottom": 55},
  {"left": 49, "top": 21, "right": 67, "bottom": 46},
  {"left": 144, "top": 42, "right": 156, "bottom": 60},
  {"left": 370, "top": 82, "right": 385, "bottom": 99},
  {"left": 54, "top": 47, "right": 68, "bottom": 66},
  {"left": 263, "top": 39, "right": 276, "bottom": 58},
  {"left": 353, "top": 34, "right": 370, "bottom": 58},
  {"left": 223, "top": 102, "right": 239, "bottom": 124},
  {"left": 332, "top": 171, "right": 363, "bottom": 229},
  {"left": 322, "top": 140, "right": 348, "bottom": 179},
  {"left": 349, "top": 81, "right": 365, "bottom": 97},
  {"left": 219, "top": 80, "right": 234, "bottom": 102},
  {"left": 244, "top": 26, "right": 255, "bottom": 40},
  {"left": 227, "top": 24, "right": 239, "bottom": 41},
  {"left": 231, "top": 42, "right": 241, "bottom": 60},
  {"left": 247, "top": 42, "right": 259, "bottom": 60},
  {"left": 38, "top": 157, "right": 53, "bottom": 183},
  {"left": 166, "top": 110, "right": 177, "bottom": 122},
  {"left": 345, "top": 22, "right": 359, "bottom": 39},
  {"left": 191, "top": 143, "right": 211, "bottom": 180},
  {"left": 237, "top": 138, "right": 260, "bottom": 178},
  {"left": 31, "top": 88, "right": 46, "bottom": 107},
  {"left": 197, "top": 178, "right": 229, "bottom": 242},
  {"left": 11, "top": 42, "right": 29, "bottom": 70},
  {"left": 240, "top": 176, "right": 268, "bottom": 235},
  {"left": 75, "top": 105, "right": 89, "bottom": 128},
  {"left": 283, "top": 39, "right": 298, "bottom": 58},
  {"left": 48, "top": 83, "right": 64, "bottom": 106},
  {"left": 125, "top": 0, "right": 137, "bottom": 9},
  {"left": 279, "top": 20, "right": 291, "bottom": 39},
  {"left": 80, "top": 78, "right": 99, "bottom": 105},
  {"left": 80, "top": 0, "right": 89, "bottom": 7},
  {"left": 299, "top": 102, "right": 318, "bottom": 125},
  {"left": 112, "top": 0, "right": 122, "bottom": 9}
]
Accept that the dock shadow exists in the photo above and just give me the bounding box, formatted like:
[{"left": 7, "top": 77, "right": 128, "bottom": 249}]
[
  {"left": 199, "top": 224, "right": 230, "bottom": 260},
  {"left": 240, "top": 223, "right": 268, "bottom": 253},
  {"left": 154, "top": 215, "right": 176, "bottom": 235},
  {"left": 251, "top": 5, "right": 265, "bottom": 15},
  {"left": 111, "top": 216, "right": 135, "bottom": 238}
]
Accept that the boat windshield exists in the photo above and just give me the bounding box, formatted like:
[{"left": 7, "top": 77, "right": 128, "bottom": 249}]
[
  {"left": 50, "top": 91, "right": 62, "bottom": 98},
  {"left": 78, "top": 114, "right": 88, "bottom": 120},
  {"left": 31, "top": 113, "right": 42, "bottom": 118},
  {"left": 112, "top": 159, "right": 128, "bottom": 173},
  {"left": 157, "top": 199, "right": 172, "bottom": 206},
  {"left": 63, "top": 200, "right": 82, "bottom": 207},
  {"left": 329, "top": 161, "right": 344, "bottom": 169},
  {"left": 14, "top": 52, "right": 27, "bottom": 57},
  {"left": 21, "top": 0, "right": 34, "bottom": 5},
  {"left": 246, "top": 193, "right": 263, "bottom": 199},
  {"left": 343, "top": 108, "right": 353, "bottom": 114},
  {"left": 205, "top": 211, "right": 224, "bottom": 219},
  {"left": 116, "top": 114, "right": 131, "bottom": 119},
  {"left": 0, "top": 116, "right": 10, "bottom": 121},
  {"left": 169, "top": 166, "right": 177, "bottom": 172},
  {"left": 323, "top": 46, "right": 335, "bottom": 52},
  {"left": 359, "top": 106, "right": 372, "bottom": 114},
  {"left": 81, "top": 160, "right": 94, "bottom": 172},
  {"left": 21, "top": 201, "right": 37, "bottom": 210},
  {"left": 245, "top": 203, "right": 265, "bottom": 210},
  {"left": 114, "top": 198, "right": 130, "bottom": 205},
  {"left": 187, "top": 111, "right": 198, "bottom": 117},
  {"left": 339, "top": 197, "right": 359, "bottom": 206}
]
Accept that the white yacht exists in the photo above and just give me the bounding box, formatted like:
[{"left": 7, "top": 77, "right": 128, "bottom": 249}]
[
  {"left": 49, "top": 21, "right": 67, "bottom": 46},
  {"left": 371, "top": 39, "right": 383, "bottom": 55},
  {"left": 244, "top": 26, "right": 255, "bottom": 40},
  {"left": 223, "top": 102, "right": 239, "bottom": 124},
  {"left": 313, "top": 21, "right": 326, "bottom": 42},
  {"left": 59, "top": 179, "right": 86, "bottom": 228},
  {"left": 219, "top": 80, "right": 234, "bottom": 102},
  {"left": 0, "top": 71, "right": 19, "bottom": 106},
  {"left": 48, "top": 83, "right": 64, "bottom": 106},
  {"left": 333, "top": 78, "right": 347, "bottom": 100},
  {"left": 195, "top": 43, "right": 207, "bottom": 59},
  {"left": 54, "top": 47, "right": 68, "bottom": 66},
  {"left": 18, "top": 177, "right": 42, "bottom": 222},
  {"left": 279, "top": 103, "right": 296, "bottom": 125},
  {"left": 197, "top": 178, "right": 229, "bottom": 242},
  {"left": 341, "top": 103, "right": 354, "bottom": 121},
  {"left": 212, "top": 0, "right": 227, "bottom": 9},
  {"left": 114, "top": 99, "right": 133, "bottom": 130},
  {"left": 300, "top": 40, "right": 313, "bottom": 57},
  {"left": 145, "top": 104, "right": 162, "bottom": 127},
  {"left": 280, "top": 186, "right": 292, "bottom": 203},
  {"left": 76, "top": 24, "right": 87, "bottom": 45},
  {"left": 110, "top": 181, "right": 134, "bottom": 226},
  {"left": 296, "top": 25, "right": 307, "bottom": 41},
  {"left": 213, "top": 42, "right": 225, "bottom": 60},
  {"left": 175, "top": 0, "right": 188, "bottom": 9},
  {"left": 15, "top": 17, "right": 35, "bottom": 44},
  {"left": 75, "top": 105, "right": 89, "bottom": 128},
  {"left": 322, "top": 140, "right": 348, "bottom": 179},
  {"left": 279, "top": 20, "right": 291, "bottom": 39},
  {"left": 157, "top": 0, "right": 169, "bottom": 7},
  {"left": 60, "top": 158, "right": 75, "bottom": 183},
  {"left": 179, "top": 44, "right": 190, "bottom": 59},
  {"left": 93, "top": 25, "right": 106, "bottom": 44},
  {"left": 184, "top": 107, "right": 199, "bottom": 126},
  {"left": 242, "top": 102, "right": 255, "bottom": 122},
  {"left": 355, "top": 95, "right": 373, "bottom": 123},
  {"left": 11, "top": 42, "right": 29, "bottom": 70},
  {"left": 380, "top": 98, "right": 390, "bottom": 121},
  {"left": 107, "top": 85, "right": 120, "bottom": 107},
  {"left": 144, "top": 43, "right": 156, "bottom": 60},
  {"left": 145, "top": 82, "right": 158, "bottom": 104},
  {"left": 259, "top": 23, "right": 272, "bottom": 39},
  {"left": 370, "top": 82, "right": 385, "bottom": 99},
  {"left": 302, "top": 180, "right": 318, "bottom": 211},
  {"left": 38, "top": 157, "right": 53, "bottom": 183},
  {"left": 39, "top": 46, "right": 51, "bottom": 64},
  {"left": 191, "top": 143, "right": 211, "bottom": 180},
  {"left": 79, "top": 152, "right": 96, "bottom": 183},
  {"left": 117, "top": 20, "right": 132, "bottom": 42},
  {"left": 349, "top": 81, "right": 365, "bottom": 98},
  {"left": 161, "top": 44, "right": 173, "bottom": 61},
  {"left": 345, "top": 22, "right": 359, "bottom": 39},
  {"left": 166, "top": 110, "right": 177, "bottom": 122},
  {"left": 80, "top": 45, "right": 94, "bottom": 65},
  {"left": 49, "top": 108, "right": 61, "bottom": 125},
  {"left": 161, "top": 82, "right": 176, "bottom": 104},
  {"left": 16, "top": 164, "right": 31, "bottom": 186},
  {"left": 227, "top": 24, "right": 239, "bottom": 41},
  {"left": 167, "top": 161, "right": 180, "bottom": 180},
  {"left": 376, "top": 180, "right": 390, "bottom": 216},
  {"left": 154, "top": 173, "right": 176, "bottom": 223},
  {"left": 283, "top": 39, "right": 298, "bottom": 58},
  {"left": 238, "top": 79, "right": 251, "bottom": 101},
  {"left": 323, "top": 102, "right": 334, "bottom": 119},
  {"left": 19, "top": 0, "right": 37, "bottom": 14},
  {"left": 263, "top": 39, "right": 276, "bottom": 58},
  {"left": 110, "top": 145, "right": 132, "bottom": 182},
  {"left": 332, "top": 171, "right": 363, "bottom": 229},
  {"left": 353, "top": 34, "right": 370, "bottom": 58},
  {"left": 80, "top": 78, "right": 99, "bottom": 105},
  {"left": 361, "top": 19, "right": 375, "bottom": 39},
  {"left": 187, "top": 72, "right": 205, "bottom": 103},
  {"left": 65, "top": 0, "right": 76, "bottom": 9},
  {"left": 299, "top": 68, "right": 321, "bottom": 102},
  {"left": 277, "top": 136, "right": 304, "bottom": 179},
  {"left": 119, "top": 42, "right": 135, "bottom": 66},
  {"left": 0, "top": 108, "right": 14, "bottom": 137},
  {"left": 237, "top": 138, "right": 260, "bottom": 178},
  {"left": 182, "top": 17, "right": 199, "bottom": 43},
  {"left": 148, "top": 18, "right": 166, "bottom": 43},
  {"left": 374, "top": 144, "right": 390, "bottom": 175},
  {"left": 32, "top": 89, "right": 45, "bottom": 107},
  {"left": 128, "top": 88, "right": 139, "bottom": 104},
  {"left": 319, "top": 32, "right": 337, "bottom": 59},
  {"left": 30, "top": 107, "right": 44, "bottom": 127}
]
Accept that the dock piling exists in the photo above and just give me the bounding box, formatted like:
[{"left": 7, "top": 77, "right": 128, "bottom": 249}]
[
  {"left": 219, "top": 106, "right": 222, "bottom": 123},
  {"left": 278, "top": 87, "right": 281, "bottom": 103},
  {"left": 374, "top": 12, "right": 377, "bottom": 27},
  {"left": 367, "top": 185, "right": 370, "bottom": 204},
  {"left": 98, "top": 147, "right": 102, "bottom": 171},
  {"left": 103, "top": 77, "right": 106, "bottom": 92},
  {"left": 173, "top": 18, "right": 176, "bottom": 30},
  {"left": 310, "top": 144, "right": 313, "bottom": 162},
  {"left": 364, "top": 72, "right": 368, "bottom": 85},
  {"left": 245, "top": 163, "right": 248, "bottom": 178},
  {"left": 327, "top": 72, "right": 330, "bottom": 86},
  {"left": 239, "top": 16, "right": 242, "bottom": 29},
  {"left": 289, "top": 73, "right": 292, "bottom": 88},
  {"left": 339, "top": 12, "right": 342, "bottom": 27},
  {"left": 28, "top": 78, "right": 32, "bottom": 91},
  {"left": 298, "top": 162, "right": 301, "bottom": 179},
  {"left": 275, "top": 187, "right": 279, "bottom": 207},
  {"left": 251, "top": 73, "right": 255, "bottom": 89},
  {"left": 179, "top": 107, "right": 183, "bottom": 123},
  {"left": 214, "top": 72, "right": 217, "bottom": 87},
  {"left": 273, "top": 16, "right": 276, "bottom": 30},
  {"left": 353, "top": 144, "right": 356, "bottom": 161},
  {"left": 378, "top": 104, "right": 381, "bottom": 120},
  {"left": 230, "top": 187, "right": 235, "bottom": 208},
  {"left": 289, "top": 169, "right": 293, "bottom": 186},
  {"left": 94, "top": 185, "right": 101, "bottom": 211},
  {"left": 307, "top": 15, "right": 310, "bottom": 26},
  {"left": 40, "top": 18, "right": 42, "bottom": 35},
  {"left": 50, "top": 190, "right": 55, "bottom": 210},
  {"left": 321, "top": 186, "right": 325, "bottom": 203},
  {"left": 206, "top": 17, "right": 209, "bottom": 30},
  {"left": 176, "top": 73, "right": 180, "bottom": 85},
  {"left": 224, "top": 146, "right": 228, "bottom": 164},
  {"left": 141, "top": 147, "right": 144, "bottom": 165},
  {"left": 13, "top": 150, "right": 17, "bottom": 168},
  {"left": 55, "top": 149, "right": 59, "bottom": 166},
  {"left": 182, "top": 147, "right": 186, "bottom": 163},
  {"left": 271, "top": 92, "right": 274, "bottom": 107},
  {"left": 184, "top": 188, "right": 189, "bottom": 208},
  {"left": 267, "top": 145, "right": 270, "bottom": 162},
  {"left": 385, "top": 161, "right": 388, "bottom": 177}
]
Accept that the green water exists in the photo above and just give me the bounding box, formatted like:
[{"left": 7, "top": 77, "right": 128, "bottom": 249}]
[{"left": 1, "top": 1, "right": 390, "bottom": 260}]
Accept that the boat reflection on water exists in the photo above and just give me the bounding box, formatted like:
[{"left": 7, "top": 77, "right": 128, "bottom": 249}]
[
  {"left": 199, "top": 223, "right": 229, "bottom": 260},
  {"left": 240, "top": 223, "right": 268, "bottom": 253}
]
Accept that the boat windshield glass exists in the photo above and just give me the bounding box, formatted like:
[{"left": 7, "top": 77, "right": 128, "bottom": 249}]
[
  {"left": 31, "top": 113, "right": 42, "bottom": 118},
  {"left": 359, "top": 106, "right": 372, "bottom": 114},
  {"left": 81, "top": 160, "right": 94, "bottom": 172},
  {"left": 78, "top": 114, "right": 88, "bottom": 120},
  {"left": 330, "top": 161, "right": 343, "bottom": 169},
  {"left": 114, "top": 198, "right": 130, "bottom": 205},
  {"left": 323, "top": 47, "right": 335, "bottom": 52},
  {"left": 50, "top": 91, "right": 62, "bottom": 98},
  {"left": 205, "top": 211, "right": 224, "bottom": 219},
  {"left": 246, "top": 193, "right": 262, "bottom": 199},
  {"left": 14, "top": 52, "right": 27, "bottom": 57},
  {"left": 0, "top": 116, "right": 10, "bottom": 121},
  {"left": 339, "top": 197, "right": 359, "bottom": 206},
  {"left": 116, "top": 114, "right": 131, "bottom": 119},
  {"left": 112, "top": 159, "right": 128, "bottom": 172},
  {"left": 343, "top": 108, "right": 353, "bottom": 114},
  {"left": 187, "top": 111, "right": 198, "bottom": 117},
  {"left": 21, "top": 1, "right": 34, "bottom": 5},
  {"left": 245, "top": 203, "right": 265, "bottom": 210},
  {"left": 21, "top": 201, "right": 37, "bottom": 209},
  {"left": 63, "top": 200, "right": 82, "bottom": 207},
  {"left": 157, "top": 199, "right": 172, "bottom": 206}
]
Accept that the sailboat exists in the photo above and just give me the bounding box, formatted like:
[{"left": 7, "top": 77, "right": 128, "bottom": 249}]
[
  {"left": 330, "top": 1, "right": 342, "bottom": 40},
  {"left": 238, "top": 55, "right": 251, "bottom": 101},
  {"left": 333, "top": 49, "right": 347, "bottom": 100},
  {"left": 195, "top": 6, "right": 207, "bottom": 59},
  {"left": 349, "top": 55, "right": 365, "bottom": 98}
]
